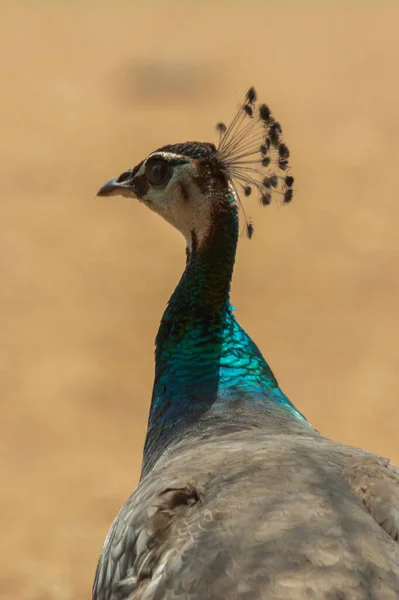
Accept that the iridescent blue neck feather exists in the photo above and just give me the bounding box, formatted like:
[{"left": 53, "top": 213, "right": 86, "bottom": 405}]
[{"left": 142, "top": 192, "right": 312, "bottom": 476}]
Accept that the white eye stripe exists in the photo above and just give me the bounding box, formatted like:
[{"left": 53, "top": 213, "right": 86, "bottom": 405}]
[
  {"left": 147, "top": 151, "right": 180, "bottom": 162},
  {"left": 141, "top": 151, "right": 189, "bottom": 175}
]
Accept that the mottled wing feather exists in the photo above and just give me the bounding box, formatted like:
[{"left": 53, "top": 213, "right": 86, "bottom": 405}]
[
  {"left": 347, "top": 456, "right": 399, "bottom": 541},
  {"left": 93, "top": 481, "right": 202, "bottom": 600}
]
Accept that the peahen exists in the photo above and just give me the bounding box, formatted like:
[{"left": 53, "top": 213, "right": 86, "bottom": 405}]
[{"left": 93, "top": 88, "right": 399, "bottom": 599}]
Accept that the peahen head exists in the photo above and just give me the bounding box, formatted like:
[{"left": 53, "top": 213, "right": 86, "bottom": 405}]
[
  {"left": 98, "top": 88, "right": 309, "bottom": 467},
  {"left": 97, "top": 87, "right": 295, "bottom": 250}
]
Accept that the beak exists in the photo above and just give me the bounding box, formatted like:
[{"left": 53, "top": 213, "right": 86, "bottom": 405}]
[{"left": 96, "top": 177, "right": 137, "bottom": 198}]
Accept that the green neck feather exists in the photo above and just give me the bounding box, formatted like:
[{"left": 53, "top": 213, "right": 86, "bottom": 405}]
[{"left": 142, "top": 193, "right": 311, "bottom": 475}]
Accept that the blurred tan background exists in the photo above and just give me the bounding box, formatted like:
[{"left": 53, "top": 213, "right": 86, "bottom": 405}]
[{"left": 1, "top": 1, "right": 399, "bottom": 598}]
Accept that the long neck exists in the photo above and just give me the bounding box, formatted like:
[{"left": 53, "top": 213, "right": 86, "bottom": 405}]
[{"left": 142, "top": 196, "right": 311, "bottom": 476}]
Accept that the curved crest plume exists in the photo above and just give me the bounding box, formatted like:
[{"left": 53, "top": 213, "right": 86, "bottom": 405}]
[{"left": 215, "top": 87, "right": 294, "bottom": 238}]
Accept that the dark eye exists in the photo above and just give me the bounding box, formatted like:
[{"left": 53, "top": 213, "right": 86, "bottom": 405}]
[{"left": 147, "top": 161, "right": 172, "bottom": 187}]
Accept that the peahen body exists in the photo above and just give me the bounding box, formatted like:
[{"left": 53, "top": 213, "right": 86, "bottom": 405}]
[{"left": 93, "top": 89, "right": 399, "bottom": 599}]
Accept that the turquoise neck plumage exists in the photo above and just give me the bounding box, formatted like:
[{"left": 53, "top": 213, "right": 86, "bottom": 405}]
[{"left": 142, "top": 193, "right": 310, "bottom": 475}]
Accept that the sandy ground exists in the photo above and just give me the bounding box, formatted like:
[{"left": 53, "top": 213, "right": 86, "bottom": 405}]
[{"left": 1, "top": 2, "right": 399, "bottom": 598}]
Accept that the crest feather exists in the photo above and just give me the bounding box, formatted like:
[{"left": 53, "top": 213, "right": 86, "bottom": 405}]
[{"left": 214, "top": 87, "right": 295, "bottom": 237}]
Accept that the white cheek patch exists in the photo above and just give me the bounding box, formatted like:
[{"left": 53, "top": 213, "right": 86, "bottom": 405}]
[
  {"left": 140, "top": 153, "right": 213, "bottom": 248},
  {"left": 172, "top": 181, "right": 212, "bottom": 249},
  {"left": 151, "top": 180, "right": 212, "bottom": 249}
]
